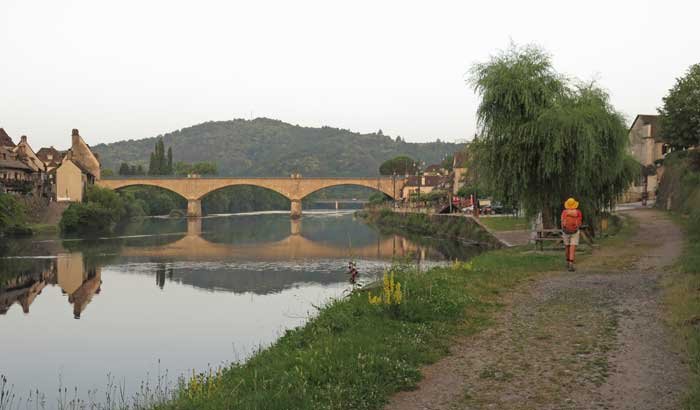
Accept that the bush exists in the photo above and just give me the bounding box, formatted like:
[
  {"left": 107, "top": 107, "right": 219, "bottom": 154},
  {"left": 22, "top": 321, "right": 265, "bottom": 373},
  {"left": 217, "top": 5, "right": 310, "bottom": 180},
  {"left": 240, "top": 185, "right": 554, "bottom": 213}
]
[
  {"left": 0, "top": 194, "right": 30, "bottom": 236},
  {"left": 121, "top": 186, "right": 185, "bottom": 216},
  {"left": 368, "top": 192, "right": 389, "bottom": 205},
  {"left": 60, "top": 202, "right": 114, "bottom": 234},
  {"left": 59, "top": 186, "right": 129, "bottom": 235}
]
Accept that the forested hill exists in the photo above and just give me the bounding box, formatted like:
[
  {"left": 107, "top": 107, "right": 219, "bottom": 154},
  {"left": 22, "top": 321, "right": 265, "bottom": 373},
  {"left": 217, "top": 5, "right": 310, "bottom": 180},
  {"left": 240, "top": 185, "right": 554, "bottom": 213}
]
[{"left": 92, "top": 118, "right": 464, "bottom": 177}]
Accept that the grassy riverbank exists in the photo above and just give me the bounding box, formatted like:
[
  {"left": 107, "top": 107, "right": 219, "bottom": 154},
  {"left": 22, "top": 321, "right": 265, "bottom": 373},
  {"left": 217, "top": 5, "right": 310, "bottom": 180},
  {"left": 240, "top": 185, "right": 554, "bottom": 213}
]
[
  {"left": 357, "top": 209, "right": 502, "bottom": 248},
  {"left": 478, "top": 216, "right": 529, "bottom": 232},
  {"left": 159, "top": 248, "right": 560, "bottom": 410},
  {"left": 666, "top": 214, "right": 700, "bottom": 409}
]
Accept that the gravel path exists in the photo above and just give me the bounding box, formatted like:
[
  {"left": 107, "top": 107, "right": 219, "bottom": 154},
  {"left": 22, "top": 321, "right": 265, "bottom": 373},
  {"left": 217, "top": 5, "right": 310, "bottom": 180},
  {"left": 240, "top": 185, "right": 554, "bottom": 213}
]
[{"left": 385, "top": 209, "right": 688, "bottom": 410}]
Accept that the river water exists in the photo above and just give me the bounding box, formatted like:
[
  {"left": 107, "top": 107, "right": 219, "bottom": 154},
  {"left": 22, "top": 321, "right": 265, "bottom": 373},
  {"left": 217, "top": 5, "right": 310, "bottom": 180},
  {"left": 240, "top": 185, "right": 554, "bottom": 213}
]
[{"left": 0, "top": 211, "right": 482, "bottom": 405}]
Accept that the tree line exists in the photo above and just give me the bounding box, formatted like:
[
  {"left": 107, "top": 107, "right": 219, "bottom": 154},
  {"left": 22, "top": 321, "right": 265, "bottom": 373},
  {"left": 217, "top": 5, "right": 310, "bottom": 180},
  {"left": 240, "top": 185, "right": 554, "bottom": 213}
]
[{"left": 117, "top": 137, "right": 218, "bottom": 176}]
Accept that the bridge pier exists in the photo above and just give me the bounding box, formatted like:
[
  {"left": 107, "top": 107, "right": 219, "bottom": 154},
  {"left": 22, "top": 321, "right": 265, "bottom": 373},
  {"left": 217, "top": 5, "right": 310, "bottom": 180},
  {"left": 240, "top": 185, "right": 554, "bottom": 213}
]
[
  {"left": 290, "top": 199, "right": 302, "bottom": 219},
  {"left": 187, "top": 218, "right": 202, "bottom": 235},
  {"left": 187, "top": 199, "right": 202, "bottom": 218},
  {"left": 290, "top": 219, "right": 301, "bottom": 235}
]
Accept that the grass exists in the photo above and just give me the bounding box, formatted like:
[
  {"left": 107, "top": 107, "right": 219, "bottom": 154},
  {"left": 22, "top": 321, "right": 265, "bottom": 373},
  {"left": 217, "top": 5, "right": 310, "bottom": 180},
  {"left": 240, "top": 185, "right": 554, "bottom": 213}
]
[
  {"left": 666, "top": 213, "right": 700, "bottom": 410},
  {"left": 478, "top": 216, "right": 529, "bottom": 232},
  {"left": 157, "top": 248, "right": 560, "bottom": 410}
]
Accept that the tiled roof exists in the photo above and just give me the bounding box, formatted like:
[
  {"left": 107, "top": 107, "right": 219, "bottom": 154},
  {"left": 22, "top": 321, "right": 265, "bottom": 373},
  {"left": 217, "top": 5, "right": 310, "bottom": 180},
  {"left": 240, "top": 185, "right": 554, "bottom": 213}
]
[
  {"left": 0, "top": 158, "right": 33, "bottom": 171},
  {"left": 0, "top": 128, "right": 14, "bottom": 147},
  {"left": 36, "top": 146, "right": 64, "bottom": 163}
]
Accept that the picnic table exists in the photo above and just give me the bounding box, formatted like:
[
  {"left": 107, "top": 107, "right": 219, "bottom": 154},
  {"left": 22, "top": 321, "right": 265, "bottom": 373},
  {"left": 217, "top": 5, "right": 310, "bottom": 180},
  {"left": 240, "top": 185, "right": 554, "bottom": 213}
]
[
  {"left": 534, "top": 228, "right": 563, "bottom": 250},
  {"left": 534, "top": 226, "right": 592, "bottom": 250}
]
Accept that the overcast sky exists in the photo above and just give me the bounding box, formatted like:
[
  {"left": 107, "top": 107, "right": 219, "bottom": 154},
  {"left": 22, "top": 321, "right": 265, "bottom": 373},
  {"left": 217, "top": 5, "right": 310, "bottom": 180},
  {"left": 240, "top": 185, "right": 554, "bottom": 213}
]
[{"left": 1, "top": 0, "right": 698, "bottom": 149}]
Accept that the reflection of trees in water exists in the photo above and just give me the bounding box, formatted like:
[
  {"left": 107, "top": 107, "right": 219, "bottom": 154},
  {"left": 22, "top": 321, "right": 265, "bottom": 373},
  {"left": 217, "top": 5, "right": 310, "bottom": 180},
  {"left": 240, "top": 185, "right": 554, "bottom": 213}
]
[
  {"left": 200, "top": 214, "right": 291, "bottom": 245},
  {"left": 294, "top": 214, "right": 378, "bottom": 248},
  {"left": 168, "top": 266, "right": 348, "bottom": 295},
  {"left": 155, "top": 263, "right": 173, "bottom": 290},
  {"left": 372, "top": 225, "right": 486, "bottom": 261},
  {"left": 118, "top": 217, "right": 187, "bottom": 237}
]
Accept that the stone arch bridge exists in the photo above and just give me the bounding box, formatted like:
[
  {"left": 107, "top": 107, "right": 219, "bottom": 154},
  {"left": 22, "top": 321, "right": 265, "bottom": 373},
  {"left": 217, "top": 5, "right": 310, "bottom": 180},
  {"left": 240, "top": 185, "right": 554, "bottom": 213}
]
[{"left": 97, "top": 176, "right": 403, "bottom": 218}]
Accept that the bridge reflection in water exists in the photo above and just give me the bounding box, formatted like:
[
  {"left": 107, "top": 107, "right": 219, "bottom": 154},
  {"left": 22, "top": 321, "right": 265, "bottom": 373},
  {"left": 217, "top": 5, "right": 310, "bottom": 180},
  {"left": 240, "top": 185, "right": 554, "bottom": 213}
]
[{"left": 121, "top": 218, "right": 429, "bottom": 261}]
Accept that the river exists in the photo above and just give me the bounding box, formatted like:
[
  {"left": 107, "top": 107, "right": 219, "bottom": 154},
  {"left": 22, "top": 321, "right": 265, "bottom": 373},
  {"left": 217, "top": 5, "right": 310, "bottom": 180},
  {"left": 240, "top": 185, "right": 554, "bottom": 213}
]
[{"left": 0, "top": 210, "right": 482, "bottom": 406}]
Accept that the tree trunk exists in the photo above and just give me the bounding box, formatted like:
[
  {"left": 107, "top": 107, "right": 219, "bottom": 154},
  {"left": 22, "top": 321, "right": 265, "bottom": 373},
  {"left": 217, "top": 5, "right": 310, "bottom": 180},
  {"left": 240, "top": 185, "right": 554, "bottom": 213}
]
[{"left": 542, "top": 206, "right": 555, "bottom": 229}]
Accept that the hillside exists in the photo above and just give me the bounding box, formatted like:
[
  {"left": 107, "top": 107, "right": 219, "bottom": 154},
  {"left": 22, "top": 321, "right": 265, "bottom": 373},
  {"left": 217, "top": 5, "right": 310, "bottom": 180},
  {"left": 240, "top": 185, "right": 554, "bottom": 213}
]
[{"left": 92, "top": 118, "right": 464, "bottom": 177}]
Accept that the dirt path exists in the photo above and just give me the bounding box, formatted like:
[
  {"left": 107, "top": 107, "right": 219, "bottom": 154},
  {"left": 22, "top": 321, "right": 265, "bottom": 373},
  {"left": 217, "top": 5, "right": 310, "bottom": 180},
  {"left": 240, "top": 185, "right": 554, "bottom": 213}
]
[{"left": 385, "top": 209, "right": 689, "bottom": 410}]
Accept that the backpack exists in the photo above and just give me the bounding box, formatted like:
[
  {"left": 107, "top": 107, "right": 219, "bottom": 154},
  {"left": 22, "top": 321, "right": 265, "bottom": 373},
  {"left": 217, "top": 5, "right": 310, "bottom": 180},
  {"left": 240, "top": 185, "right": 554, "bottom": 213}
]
[{"left": 562, "top": 209, "right": 580, "bottom": 234}]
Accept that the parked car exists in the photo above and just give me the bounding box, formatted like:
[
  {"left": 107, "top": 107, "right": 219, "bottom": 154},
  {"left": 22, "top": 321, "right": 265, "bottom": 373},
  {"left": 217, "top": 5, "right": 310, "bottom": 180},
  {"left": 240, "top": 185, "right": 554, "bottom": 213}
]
[{"left": 491, "top": 201, "right": 517, "bottom": 215}]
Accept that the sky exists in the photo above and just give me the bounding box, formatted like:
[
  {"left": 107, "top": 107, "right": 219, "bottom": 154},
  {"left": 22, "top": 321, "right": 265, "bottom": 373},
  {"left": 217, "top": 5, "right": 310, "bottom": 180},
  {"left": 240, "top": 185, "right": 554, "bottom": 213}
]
[{"left": 1, "top": 0, "right": 698, "bottom": 150}]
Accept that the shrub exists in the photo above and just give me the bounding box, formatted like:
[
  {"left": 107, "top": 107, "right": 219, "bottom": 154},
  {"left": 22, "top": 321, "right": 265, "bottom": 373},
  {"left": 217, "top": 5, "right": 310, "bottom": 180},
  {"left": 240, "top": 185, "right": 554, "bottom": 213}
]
[
  {"left": 59, "top": 186, "right": 129, "bottom": 235},
  {"left": 60, "top": 202, "right": 116, "bottom": 234},
  {"left": 0, "top": 193, "right": 30, "bottom": 235}
]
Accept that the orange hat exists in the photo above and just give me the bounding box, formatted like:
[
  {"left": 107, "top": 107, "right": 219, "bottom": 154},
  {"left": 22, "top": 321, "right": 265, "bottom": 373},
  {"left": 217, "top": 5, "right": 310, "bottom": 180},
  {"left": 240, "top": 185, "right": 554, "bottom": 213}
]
[{"left": 564, "top": 197, "right": 579, "bottom": 209}]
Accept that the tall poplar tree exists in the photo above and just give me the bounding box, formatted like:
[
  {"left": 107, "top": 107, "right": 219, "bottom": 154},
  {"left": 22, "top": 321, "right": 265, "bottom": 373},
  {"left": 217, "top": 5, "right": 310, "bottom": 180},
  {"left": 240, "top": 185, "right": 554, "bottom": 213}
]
[
  {"left": 148, "top": 138, "right": 173, "bottom": 175},
  {"left": 148, "top": 152, "right": 157, "bottom": 175},
  {"left": 470, "top": 44, "right": 637, "bottom": 227}
]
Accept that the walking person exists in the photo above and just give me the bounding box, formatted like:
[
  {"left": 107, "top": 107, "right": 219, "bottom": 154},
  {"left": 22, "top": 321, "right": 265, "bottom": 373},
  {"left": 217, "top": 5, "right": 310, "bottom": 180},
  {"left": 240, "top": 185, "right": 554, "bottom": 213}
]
[{"left": 561, "top": 197, "right": 583, "bottom": 272}]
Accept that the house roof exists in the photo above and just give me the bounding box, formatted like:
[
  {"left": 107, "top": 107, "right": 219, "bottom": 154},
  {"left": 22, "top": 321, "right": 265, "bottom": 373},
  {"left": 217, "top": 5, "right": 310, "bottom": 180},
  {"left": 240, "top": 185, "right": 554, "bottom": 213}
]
[
  {"left": 631, "top": 114, "right": 664, "bottom": 142},
  {"left": 0, "top": 158, "right": 33, "bottom": 172},
  {"left": 424, "top": 164, "right": 443, "bottom": 173},
  {"left": 36, "top": 146, "right": 64, "bottom": 162},
  {"left": 0, "top": 128, "right": 14, "bottom": 147}
]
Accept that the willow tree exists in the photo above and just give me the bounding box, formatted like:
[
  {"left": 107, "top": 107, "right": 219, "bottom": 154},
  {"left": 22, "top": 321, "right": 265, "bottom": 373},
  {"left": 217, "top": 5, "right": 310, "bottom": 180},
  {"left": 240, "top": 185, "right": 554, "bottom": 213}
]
[{"left": 470, "top": 44, "right": 637, "bottom": 227}]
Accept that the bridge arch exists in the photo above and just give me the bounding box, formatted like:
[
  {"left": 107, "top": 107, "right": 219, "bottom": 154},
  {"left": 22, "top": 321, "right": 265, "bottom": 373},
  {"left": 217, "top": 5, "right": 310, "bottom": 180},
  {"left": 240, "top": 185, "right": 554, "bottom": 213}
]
[
  {"left": 109, "top": 183, "right": 188, "bottom": 200},
  {"left": 98, "top": 179, "right": 191, "bottom": 199},
  {"left": 97, "top": 177, "right": 402, "bottom": 218},
  {"left": 296, "top": 180, "right": 397, "bottom": 201},
  {"left": 199, "top": 184, "right": 291, "bottom": 216}
]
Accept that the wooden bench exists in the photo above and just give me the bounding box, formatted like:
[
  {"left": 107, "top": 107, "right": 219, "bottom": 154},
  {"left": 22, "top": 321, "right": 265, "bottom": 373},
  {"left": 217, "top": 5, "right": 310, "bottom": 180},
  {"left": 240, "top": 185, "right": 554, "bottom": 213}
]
[
  {"left": 534, "top": 226, "right": 593, "bottom": 250},
  {"left": 534, "top": 228, "right": 563, "bottom": 250}
]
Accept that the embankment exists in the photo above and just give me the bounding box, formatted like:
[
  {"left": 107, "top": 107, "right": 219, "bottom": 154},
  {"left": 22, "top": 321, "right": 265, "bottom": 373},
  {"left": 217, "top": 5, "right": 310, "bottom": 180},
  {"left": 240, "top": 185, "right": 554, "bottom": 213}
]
[{"left": 358, "top": 208, "right": 506, "bottom": 249}]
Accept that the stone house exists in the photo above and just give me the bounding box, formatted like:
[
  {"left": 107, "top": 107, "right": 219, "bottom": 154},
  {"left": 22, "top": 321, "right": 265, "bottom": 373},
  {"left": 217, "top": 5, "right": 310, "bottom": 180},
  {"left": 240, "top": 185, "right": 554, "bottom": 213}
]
[
  {"left": 56, "top": 129, "right": 101, "bottom": 202},
  {"left": 36, "top": 146, "right": 65, "bottom": 199},
  {"left": 0, "top": 130, "right": 46, "bottom": 195},
  {"left": 0, "top": 146, "right": 35, "bottom": 193},
  {"left": 401, "top": 175, "right": 450, "bottom": 199},
  {"left": 626, "top": 115, "right": 669, "bottom": 201}
]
